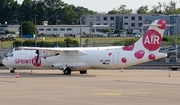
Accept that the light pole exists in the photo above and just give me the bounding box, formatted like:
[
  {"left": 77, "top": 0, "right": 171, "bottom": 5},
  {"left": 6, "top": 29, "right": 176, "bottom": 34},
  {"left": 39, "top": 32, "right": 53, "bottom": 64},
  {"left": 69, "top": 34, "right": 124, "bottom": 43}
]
[
  {"left": 35, "top": 15, "right": 37, "bottom": 46},
  {"left": 21, "top": 22, "right": 22, "bottom": 46},
  {"left": 56, "top": 15, "right": 58, "bottom": 47},
  {"left": 176, "top": 16, "right": 178, "bottom": 60},
  {"left": 80, "top": 17, "right": 82, "bottom": 47}
]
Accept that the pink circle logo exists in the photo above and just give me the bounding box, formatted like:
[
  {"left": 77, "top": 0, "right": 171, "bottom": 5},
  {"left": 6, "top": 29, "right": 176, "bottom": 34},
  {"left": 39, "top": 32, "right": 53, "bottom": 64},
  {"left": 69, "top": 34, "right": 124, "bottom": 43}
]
[
  {"left": 158, "top": 20, "right": 166, "bottom": 29},
  {"left": 32, "top": 56, "right": 41, "bottom": 66},
  {"left": 142, "top": 29, "right": 162, "bottom": 51},
  {"left": 134, "top": 50, "right": 145, "bottom": 59},
  {"left": 148, "top": 54, "right": 156, "bottom": 60},
  {"left": 121, "top": 57, "right": 127, "bottom": 63},
  {"left": 122, "top": 44, "right": 134, "bottom": 51},
  {"left": 108, "top": 52, "right": 112, "bottom": 56}
]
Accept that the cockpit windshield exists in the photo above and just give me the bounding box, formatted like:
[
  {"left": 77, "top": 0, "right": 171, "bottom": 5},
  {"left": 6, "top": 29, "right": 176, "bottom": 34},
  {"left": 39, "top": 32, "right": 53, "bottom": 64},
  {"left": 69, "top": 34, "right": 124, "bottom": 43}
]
[{"left": 6, "top": 53, "right": 13, "bottom": 57}]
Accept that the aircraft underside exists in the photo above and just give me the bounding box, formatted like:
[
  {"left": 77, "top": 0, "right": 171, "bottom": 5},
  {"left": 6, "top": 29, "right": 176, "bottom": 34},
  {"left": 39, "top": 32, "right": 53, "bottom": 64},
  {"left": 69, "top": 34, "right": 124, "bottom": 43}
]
[{"left": 8, "top": 65, "right": 89, "bottom": 75}]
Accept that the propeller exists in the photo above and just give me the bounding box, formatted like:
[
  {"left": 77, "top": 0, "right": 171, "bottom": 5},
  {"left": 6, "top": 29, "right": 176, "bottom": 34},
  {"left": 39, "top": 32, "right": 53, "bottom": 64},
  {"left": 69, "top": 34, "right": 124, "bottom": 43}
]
[{"left": 35, "top": 50, "right": 39, "bottom": 64}]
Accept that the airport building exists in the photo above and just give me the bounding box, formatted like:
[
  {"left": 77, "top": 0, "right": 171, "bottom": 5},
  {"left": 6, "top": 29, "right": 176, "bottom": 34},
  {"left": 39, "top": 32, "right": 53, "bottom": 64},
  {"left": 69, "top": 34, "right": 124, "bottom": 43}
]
[
  {"left": 0, "top": 25, "right": 90, "bottom": 37},
  {"left": 81, "top": 14, "right": 180, "bottom": 35},
  {"left": 0, "top": 14, "right": 180, "bottom": 37}
]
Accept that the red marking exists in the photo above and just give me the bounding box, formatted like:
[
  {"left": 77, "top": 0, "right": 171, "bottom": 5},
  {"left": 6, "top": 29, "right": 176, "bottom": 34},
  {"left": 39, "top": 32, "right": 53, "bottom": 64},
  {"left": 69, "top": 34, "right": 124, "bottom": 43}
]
[
  {"left": 142, "top": 29, "right": 161, "bottom": 51},
  {"left": 15, "top": 59, "right": 31, "bottom": 64},
  {"left": 32, "top": 56, "right": 41, "bottom": 66},
  {"left": 108, "top": 52, "right": 112, "bottom": 56},
  {"left": 121, "top": 57, "right": 127, "bottom": 63},
  {"left": 148, "top": 54, "right": 156, "bottom": 60},
  {"left": 134, "top": 50, "right": 145, "bottom": 59},
  {"left": 122, "top": 44, "right": 134, "bottom": 51},
  {"left": 158, "top": 20, "right": 166, "bottom": 29}
]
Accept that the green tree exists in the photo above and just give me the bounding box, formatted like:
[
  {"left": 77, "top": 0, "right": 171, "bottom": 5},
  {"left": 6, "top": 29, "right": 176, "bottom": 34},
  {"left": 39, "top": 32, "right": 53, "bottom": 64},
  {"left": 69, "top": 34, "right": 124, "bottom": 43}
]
[
  {"left": 19, "top": 0, "right": 34, "bottom": 22},
  {"left": 103, "top": 28, "right": 111, "bottom": 33},
  {"left": 61, "top": 5, "right": 78, "bottom": 24},
  {"left": 163, "top": 0, "right": 177, "bottom": 15},
  {"left": 19, "top": 21, "right": 38, "bottom": 35},
  {"left": 117, "top": 5, "right": 132, "bottom": 14},
  {"left": 43, "top": 0, "right": 65, "bottom": 25},
  {"left": 0, "top": 0, "right": 20, "bottom": 24},
  {"left": 31, "top": 0, "right": 47, "bottom": 25},
  {"left": 108, "top": 5, "right": 132, "bottom": 14},
  {"left": 108, "top": 8, "right": 119, "bottom": 14},
  {"left": 136, "top": 5, "right": 149, "bottom": 14},
  {"left": 150, "top": 2, "right": 163, "bottom": 14},
  {"left": 72, "top": 6, "right": 97, "bottom": 25}
]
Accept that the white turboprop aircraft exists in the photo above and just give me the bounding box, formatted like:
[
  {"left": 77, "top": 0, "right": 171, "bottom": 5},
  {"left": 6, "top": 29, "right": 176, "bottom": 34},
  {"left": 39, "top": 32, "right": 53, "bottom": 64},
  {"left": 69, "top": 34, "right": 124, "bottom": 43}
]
[{"left": 2, "top": 19, "right": 167, "bottom": 75}]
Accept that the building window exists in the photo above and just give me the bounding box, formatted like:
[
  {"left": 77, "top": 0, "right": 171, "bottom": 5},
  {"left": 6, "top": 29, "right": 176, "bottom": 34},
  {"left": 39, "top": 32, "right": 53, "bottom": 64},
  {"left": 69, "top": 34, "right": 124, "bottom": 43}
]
[
  {"left": 46, "top": 28, "right": 51, "bottom": 31},
  {"left": 53, "top": 28, "right": 58, "bottom": 31},
  {"left": 138, "top": 23, "right": 142, "bottom": 27},
  {"left": 89, "top": 16, "right": 93, "bottom": 21},
  {"left": 110, "top": 17, "right": 114, "bottom": 20},
  {"left": 124, "top": 23, "right": 128, "bottom": 25},
  {"left": 131, "top": 23, "right": 135, "bottom": 27},
  {"left": 96, "top": 23, "right": 100, "bottom": 25},
  {"left": 111, "top": 23, "right": 114, "bottom": 27},
  {"left": 60, "top": 28, "right": 65, "bottom": 31},
  {"left": 89, "top": 22, "right": 93, "bottom": 26},
  {"left": 103, "top": 23, "right": 107, "bottom": 25},
  {"left": 131, "top": 16, "right": 135, "bottom": 20},
  {"left": 103, "top": 17, "right": 107, "bottom": 20},
  {"left": 39, "top": 28, "right": 44, "bottom": 31},
  {"left": 124, "top": 16, "right": 128, "bottom": 19},
  {"left": 67, "top": 28, "right": 72, "bottom": 31},
  {"left": 96, "top": 16, "right": 100, "bottom": 21},
  {"left": 138, "top": 16, "right": 142, "bottom": 20}
]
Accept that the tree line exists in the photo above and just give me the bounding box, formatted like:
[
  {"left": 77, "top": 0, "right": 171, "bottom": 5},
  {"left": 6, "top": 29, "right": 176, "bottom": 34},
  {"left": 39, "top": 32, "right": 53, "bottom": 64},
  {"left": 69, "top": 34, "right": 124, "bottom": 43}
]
[
  {"left": 108, "top": 0, "right": 180, "bottom": 14},
  {"left": 0, "top": 0, "right": 179, "bottom": 26},
  {"left": 0, "top": 0, "right": 97, "bottom": 25}
]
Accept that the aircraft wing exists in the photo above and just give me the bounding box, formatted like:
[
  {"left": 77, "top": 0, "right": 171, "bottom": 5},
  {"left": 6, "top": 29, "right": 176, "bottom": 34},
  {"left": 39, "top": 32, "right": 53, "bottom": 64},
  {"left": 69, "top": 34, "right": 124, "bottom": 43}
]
[{"left": 18, "top": 47, "right": 87, "bottom": 57}]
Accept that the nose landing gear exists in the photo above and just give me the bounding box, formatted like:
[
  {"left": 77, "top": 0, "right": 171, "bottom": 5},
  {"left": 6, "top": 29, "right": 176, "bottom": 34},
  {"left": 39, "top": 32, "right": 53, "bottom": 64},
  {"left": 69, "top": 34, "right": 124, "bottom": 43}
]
[{"left": 10, "top": 68, "right": 16, "bottom": 73}]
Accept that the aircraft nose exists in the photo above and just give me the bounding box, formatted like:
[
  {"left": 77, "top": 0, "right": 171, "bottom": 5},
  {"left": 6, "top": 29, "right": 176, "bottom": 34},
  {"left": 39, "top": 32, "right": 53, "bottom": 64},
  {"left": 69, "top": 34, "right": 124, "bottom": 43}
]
[{"left": 2, "top": 58, "right": 8, "bottom": 66}]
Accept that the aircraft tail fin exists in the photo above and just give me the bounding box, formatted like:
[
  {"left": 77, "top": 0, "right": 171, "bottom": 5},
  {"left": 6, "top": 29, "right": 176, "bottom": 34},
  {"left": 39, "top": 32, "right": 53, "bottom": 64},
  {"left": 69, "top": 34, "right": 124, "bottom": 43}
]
[{"left": 122, "top": 19, "right": 166, "bottom": 53}]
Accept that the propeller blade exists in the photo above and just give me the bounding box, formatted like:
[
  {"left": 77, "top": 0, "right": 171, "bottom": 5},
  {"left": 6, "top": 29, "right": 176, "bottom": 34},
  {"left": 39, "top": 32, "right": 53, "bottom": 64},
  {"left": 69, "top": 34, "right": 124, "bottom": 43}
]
[
  {"left": 36, "top": 54, "right": 39, "bottom": 64},
  {"left": 35, "top": 50, "right": 39, "bottom": 64}
]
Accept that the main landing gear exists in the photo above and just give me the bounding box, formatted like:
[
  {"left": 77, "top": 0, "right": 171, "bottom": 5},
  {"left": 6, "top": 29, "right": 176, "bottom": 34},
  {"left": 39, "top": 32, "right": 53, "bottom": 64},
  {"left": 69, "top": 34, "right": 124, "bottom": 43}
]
[
  {"left": 63, "top": 68, "right": 71, "bottom": 75},
  {"left": 63, "top": 68, "right": 87, "bottom": 75},
  {"left": 79, "top": 70, "right": 87, "bottom": 74}
]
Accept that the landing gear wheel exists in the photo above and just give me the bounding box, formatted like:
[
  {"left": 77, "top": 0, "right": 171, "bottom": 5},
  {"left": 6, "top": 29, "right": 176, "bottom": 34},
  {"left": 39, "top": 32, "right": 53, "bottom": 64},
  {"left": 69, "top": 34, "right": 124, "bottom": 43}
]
[
  {"left": 63, "top": 68, "right": 71, "bottom": 75},
  {"left": 10, "top": 70, "right": 15, "bottom": 73},
  {"left": 80, "top": 70, "right": 87, "bottom": 74},
  {"left": 171, "top": 68, "right": 178, "bottom": 71}
]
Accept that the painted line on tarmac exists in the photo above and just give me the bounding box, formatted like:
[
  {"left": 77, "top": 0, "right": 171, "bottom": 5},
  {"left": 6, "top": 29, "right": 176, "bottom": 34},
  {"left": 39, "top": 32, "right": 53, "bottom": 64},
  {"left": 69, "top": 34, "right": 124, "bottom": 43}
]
[{"left": 92, "top": 92, "right": 122, "bottom": 96}]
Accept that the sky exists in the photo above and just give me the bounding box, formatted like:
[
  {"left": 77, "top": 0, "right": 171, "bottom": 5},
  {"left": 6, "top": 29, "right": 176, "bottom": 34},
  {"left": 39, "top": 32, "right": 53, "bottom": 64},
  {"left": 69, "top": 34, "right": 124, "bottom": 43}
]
[{"left": 17, "top": 0, "right": 180, "bottom": 13}]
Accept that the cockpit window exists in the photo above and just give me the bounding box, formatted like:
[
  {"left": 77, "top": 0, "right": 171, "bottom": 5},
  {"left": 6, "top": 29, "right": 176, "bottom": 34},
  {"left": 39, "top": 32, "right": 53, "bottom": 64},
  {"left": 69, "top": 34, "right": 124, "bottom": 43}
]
[{"left": 7, "top": 53, "right": 13, "bottom": 57}]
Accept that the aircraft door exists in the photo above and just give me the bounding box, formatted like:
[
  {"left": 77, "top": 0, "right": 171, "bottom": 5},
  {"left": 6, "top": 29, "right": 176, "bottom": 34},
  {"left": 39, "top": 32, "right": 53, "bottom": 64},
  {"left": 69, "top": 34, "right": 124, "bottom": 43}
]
[{"left": 113, "top": 52, "right": 119, "bottom": 66}]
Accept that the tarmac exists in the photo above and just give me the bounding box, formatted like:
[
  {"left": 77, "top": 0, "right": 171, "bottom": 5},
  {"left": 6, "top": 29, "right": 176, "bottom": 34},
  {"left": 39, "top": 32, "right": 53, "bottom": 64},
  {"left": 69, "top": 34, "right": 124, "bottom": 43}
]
[{"left": 0, "top": 69, "right": 180, "bottom": 105}]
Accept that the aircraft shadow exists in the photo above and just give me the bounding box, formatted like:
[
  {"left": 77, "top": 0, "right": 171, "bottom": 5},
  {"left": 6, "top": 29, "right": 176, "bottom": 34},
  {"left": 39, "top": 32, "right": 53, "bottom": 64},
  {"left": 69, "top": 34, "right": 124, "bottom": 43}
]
[{"left": 0, "top": 72, "right": 96, "bottom": 78}]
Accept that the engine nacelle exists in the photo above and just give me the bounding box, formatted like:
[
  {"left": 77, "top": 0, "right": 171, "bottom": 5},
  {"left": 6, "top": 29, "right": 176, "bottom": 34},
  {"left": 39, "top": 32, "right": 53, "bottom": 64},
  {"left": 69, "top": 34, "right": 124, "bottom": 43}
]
[
  {"left": 51, "top": 63, "right": 65, "bottom": 70},
  {"left": 51, "top": 62, "right": 90, "bottom": 71}
]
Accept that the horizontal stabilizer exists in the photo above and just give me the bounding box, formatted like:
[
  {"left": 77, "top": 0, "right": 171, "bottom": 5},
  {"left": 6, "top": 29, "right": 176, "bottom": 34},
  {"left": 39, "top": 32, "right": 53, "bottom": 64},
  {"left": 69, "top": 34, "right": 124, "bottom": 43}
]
[{"left": 143, "top": 24, "right": 175, "bottom": 27}]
